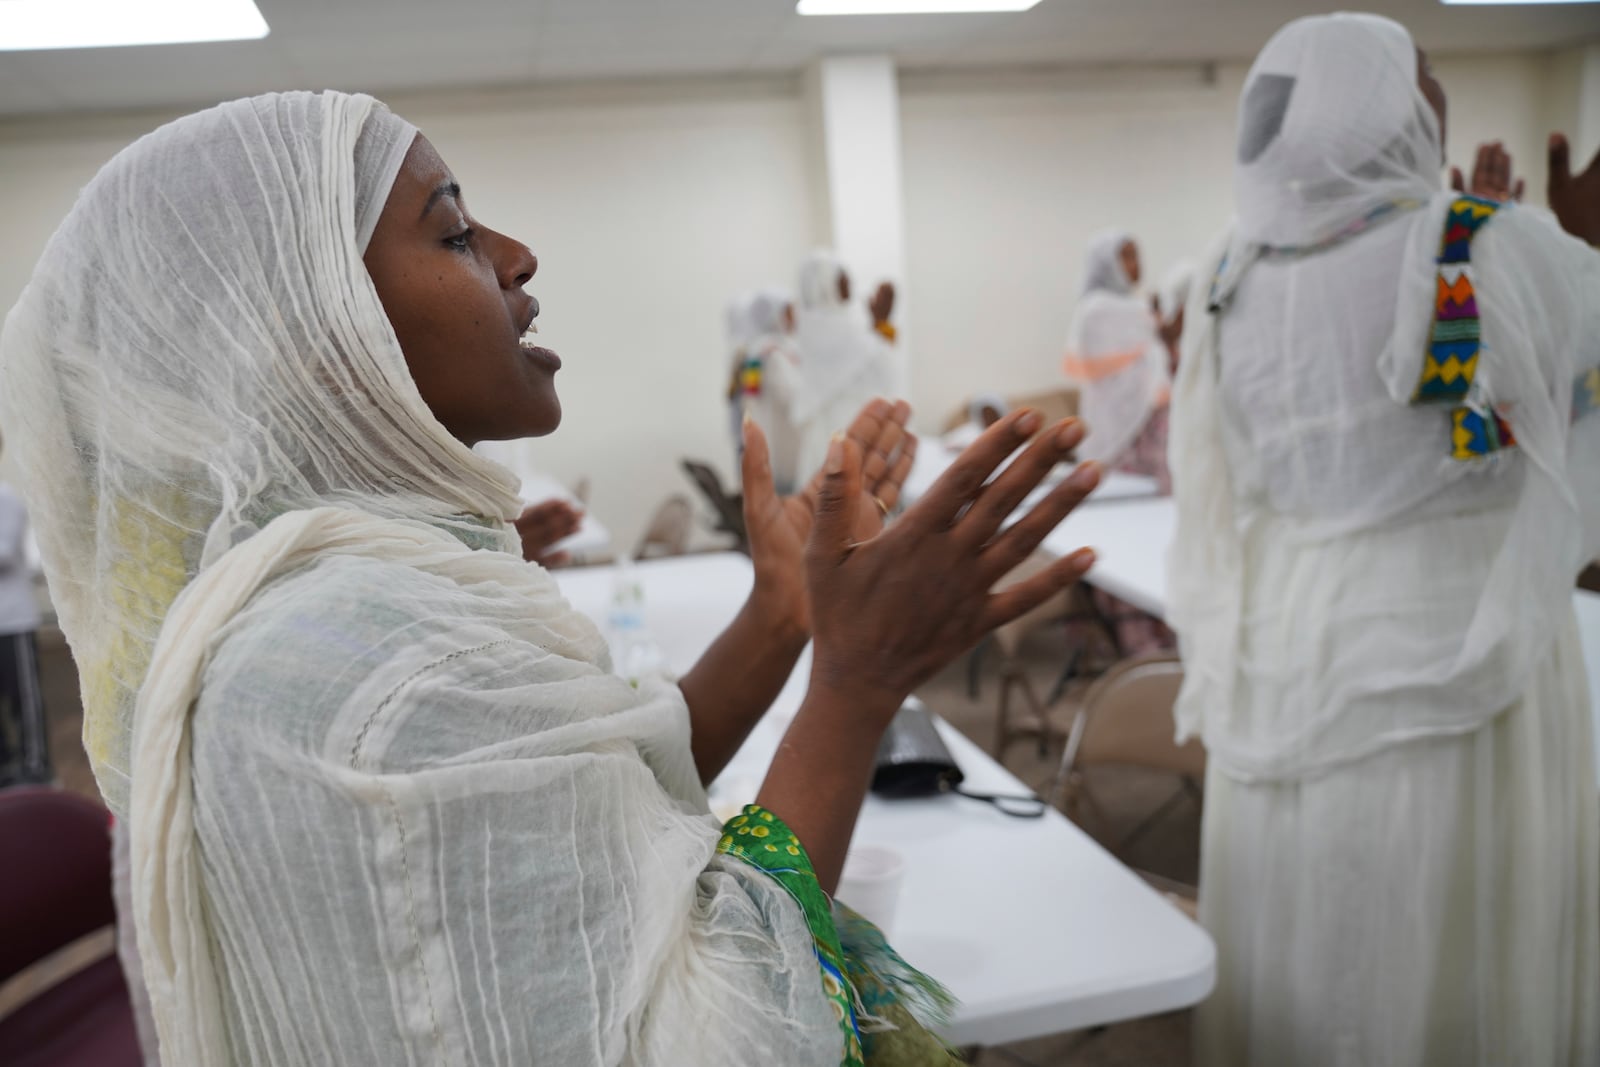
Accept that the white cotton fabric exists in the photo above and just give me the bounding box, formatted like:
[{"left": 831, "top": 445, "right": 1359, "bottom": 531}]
[
  {"left": 1157, "top": 260, "right": 1195, "bottom": 322},
  {"left": 1063, "top": 233, "right": 1168, "bottom": 466},
  {"left": 0, "top": 91, "right": 842, "bottom": 1065},
  {"left": 1168, "top": 13, "right": 1600, "bottom": 1064},
  {"left": 790, "top": 251, "right": 898, "bottom": 479},
  {"left": 738, "top": 289, "right": 807, "bottom": 493},
  {"left": 724, "top": 292, "right": 759, "bottom": 462}
]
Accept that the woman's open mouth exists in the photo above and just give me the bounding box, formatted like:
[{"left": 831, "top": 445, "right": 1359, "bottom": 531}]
[{"left": 520, "top": 326, "right": 561, "bottom": 371}]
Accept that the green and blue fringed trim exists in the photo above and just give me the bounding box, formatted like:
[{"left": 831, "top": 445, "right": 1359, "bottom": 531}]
[
  {"left": 719, "top": 805, "right": 865, "bottom": 1066},
  {"left": 717, "top": 805, "right": 960, "bottom": 1066}
]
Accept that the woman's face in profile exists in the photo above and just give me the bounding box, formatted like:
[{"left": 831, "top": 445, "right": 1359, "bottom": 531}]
[{"left": 363, "top": 134, "right": 563, "bottom": 446}]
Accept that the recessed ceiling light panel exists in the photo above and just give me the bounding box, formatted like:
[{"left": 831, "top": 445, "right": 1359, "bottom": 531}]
[
  {"left": 0, "top": 0, "right": 270, "bottom": 51},
  {"left": 798, "top": 0, "right": 1044, "bottom": 14}
]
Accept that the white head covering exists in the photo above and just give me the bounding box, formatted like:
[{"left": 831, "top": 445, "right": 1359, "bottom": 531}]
[
  {"left": 797, "top": 249, "right": 849, "bottom": 310},
  {"left": 745, "top": 287, "right": 793, "bottom": 339},
  {"left": 0, "top": 91, "right": 521, "bottom": 817},
  {"left": 1233, "top": 12, "right": 1440, "bottom": 251},
  {"left": 1168, "top": 14, "right": 1600, "bottom": 781},
  {"left": 1081, "top": 229, "right": 1136, "bottom": 296}
]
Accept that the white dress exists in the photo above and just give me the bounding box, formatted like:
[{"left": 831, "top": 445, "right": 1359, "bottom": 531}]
[{"left": 1175, "top": 201, "right": 1600, "bottom": 1065}]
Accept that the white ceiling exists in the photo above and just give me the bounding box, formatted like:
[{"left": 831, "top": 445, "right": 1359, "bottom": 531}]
[{"left": 1, "top": 0, "right": 1597, "bottom": 117}]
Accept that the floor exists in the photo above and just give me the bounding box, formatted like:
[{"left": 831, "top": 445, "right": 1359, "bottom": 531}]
[{"left": 32, "top": 608, "right": 1203, "bottom": 1066}]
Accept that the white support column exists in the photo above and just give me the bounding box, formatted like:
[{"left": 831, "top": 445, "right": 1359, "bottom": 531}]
[
  {"left": 804, "top": 54, "right": 912, "bottom": 393},
  {"left": 1578, "top": 45, "right": 1600, "bottom": 164}
]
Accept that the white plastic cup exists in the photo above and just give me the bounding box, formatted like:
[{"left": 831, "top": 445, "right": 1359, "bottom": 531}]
[{"left": 836, "top": 845, "right": 907, "bottom": 935}]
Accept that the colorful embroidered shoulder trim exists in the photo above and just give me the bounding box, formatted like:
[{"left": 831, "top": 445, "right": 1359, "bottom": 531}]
[
  {"left": 1414, "top": 195, "right": 1499, "bottom": 409},
  {"left": 719, "top": 805, "right": 865, "bottom": 1067},
  {"left": 739, "top": 356, "right": 764, "bottom": 398}
]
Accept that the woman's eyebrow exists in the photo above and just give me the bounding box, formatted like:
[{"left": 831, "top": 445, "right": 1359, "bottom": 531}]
[{"left": 420, "top": 180, "right": 461, "bottom": 221}]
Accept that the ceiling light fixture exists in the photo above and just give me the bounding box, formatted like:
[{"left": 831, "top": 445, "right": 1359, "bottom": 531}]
[
  {"left": 0, "top": 0, "right": 269, "bottom": 51},
  {"left": 798, "top": 0, "right": 1043, "bottom": 14}
]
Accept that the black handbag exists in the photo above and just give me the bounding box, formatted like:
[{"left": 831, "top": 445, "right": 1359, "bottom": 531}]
[{"left": 871, "top": 699, "right": 1046, "bottom": 818}]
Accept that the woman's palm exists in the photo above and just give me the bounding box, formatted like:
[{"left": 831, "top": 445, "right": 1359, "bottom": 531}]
[{"left": 742, "top": 400, "right": 916, "bottom": 634}]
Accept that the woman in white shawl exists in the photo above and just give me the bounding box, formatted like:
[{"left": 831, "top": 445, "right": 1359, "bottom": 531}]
[
  {"left": 737, "top": 288, "right": 807, "bottom": 494},
  {"left": 1062, "top": 231, "right": 1177, "bottom": 493},
  {"left": 0, "top": 92, "right": 1103, "bottom": 1066},
  {"left": 791, "top": 250, "right": 901, "bottom": 479},
  {"left": 724, "top": 292, "right": 758, "bottom": 460},
  {"left": 1169, "top": 14, "right": 1600, "bottom": 1064}
]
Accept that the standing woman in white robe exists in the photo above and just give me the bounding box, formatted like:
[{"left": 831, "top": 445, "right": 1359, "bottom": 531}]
[
  {"left": 1062, "top": 231, "right": 1176, "bottom": 493},
  {"left": 737, "top": 289, "right": 807, "bottom": 495},
  {"left": 0, "top": 91, "right": 1103, "bottom": 1066},
  {"left": 791, "top": 251, "right": 900, "bottom": 480},
  {"left": 1169, "top": 14, "right": 1600, "bottom": 1065},
  {"left": 724, "top": 292, "right": 757, "bottom": 460}
]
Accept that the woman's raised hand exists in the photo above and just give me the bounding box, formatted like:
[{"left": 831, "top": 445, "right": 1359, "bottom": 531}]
[
  {"left": 1549, "top": 132, "right": 1600, "bottom": 246},
  {"left": 804, "top": 408, "right": 1099, "bottom": 720},
  {"left": 1450, "top": 141, "right": 1525, "bottom": 204}
]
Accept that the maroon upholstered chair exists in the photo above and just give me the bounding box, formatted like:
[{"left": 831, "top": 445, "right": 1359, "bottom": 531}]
[{"left": 0, "top": 786, "right": 142, "bottom": 1066}]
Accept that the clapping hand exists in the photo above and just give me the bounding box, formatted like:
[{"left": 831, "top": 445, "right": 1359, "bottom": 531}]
[
  {"left": 741, "top": 398, "right": 917, "bottom": 637},
  {"left": 805, "top": 409, "right": 1099, "bottom": 713}
]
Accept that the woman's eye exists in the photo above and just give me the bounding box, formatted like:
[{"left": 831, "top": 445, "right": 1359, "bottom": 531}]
[{"left": 446, "top": 227, "right": 475, "bottom": 251}]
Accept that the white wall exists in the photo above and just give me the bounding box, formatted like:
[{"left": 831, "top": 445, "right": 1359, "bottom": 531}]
[
  {"left": 898, "top": 51, "right": 1570, "bottom": 429},
  {"left": 0, "top": 49, "right": 1579, "bottom": 545}
]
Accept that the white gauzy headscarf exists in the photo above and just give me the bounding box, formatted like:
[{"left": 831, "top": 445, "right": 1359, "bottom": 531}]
[
  {"left": 1224, "top": 11, "right": 1439, "bottom": 271},
  {"left": 1064, "top": 229, "right": 1166, "bottom": 465},
  {"left": 1080, "top": 229, "right": 1135, "bottom": 296},
  {"left": 797, "top": 248, "right": 849, "bottom": 310},
  {"left": 0, "top": 91, "right": 524, "bottom": 818},
  {"left": 1168, "top": 13, "right": 1600, "bottom": 781},
  {"left": 745, "top": 288, "right": 792, "bottom": 340}
]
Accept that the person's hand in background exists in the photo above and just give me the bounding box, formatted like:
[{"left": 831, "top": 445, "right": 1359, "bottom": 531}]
[
  {"left": 1549, "top": 133, "right": 1600, "bottom": 246},
  {"left": 513, "top": 498, "right": 583, "bottom": 568},
  {"left": 1450, "top": 140, "right": 1525, "bottom": 203}
]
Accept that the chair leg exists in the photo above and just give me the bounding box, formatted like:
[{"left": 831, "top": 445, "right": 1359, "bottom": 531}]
[
  {"left": 1044, "top": 643, "right": 1083, "bottom": 708},
  {"left": 1015, "top": 675, "right": 1051, "bottom": 757},
  {"left": 1117, "top": 786, "right": 1194, "bottom": 855},
  {"left": 994, "top": 672, "right": 1014, "bottom": 759},
  {"left": 967, "top": 637, "right": 989, "bottom": 701}
]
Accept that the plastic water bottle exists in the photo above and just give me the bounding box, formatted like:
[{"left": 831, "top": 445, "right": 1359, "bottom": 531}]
[{"left": 606, "top": 558, "right": 664, "bottom": 687}]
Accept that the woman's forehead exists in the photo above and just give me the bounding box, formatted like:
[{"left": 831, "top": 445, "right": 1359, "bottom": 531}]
[{"left": 393, "top": 134, "right": 455, "bottom": 203}]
